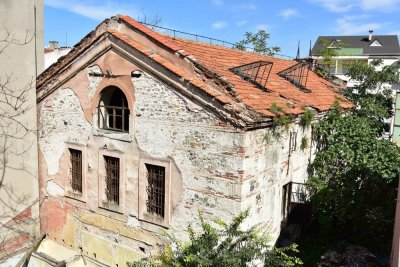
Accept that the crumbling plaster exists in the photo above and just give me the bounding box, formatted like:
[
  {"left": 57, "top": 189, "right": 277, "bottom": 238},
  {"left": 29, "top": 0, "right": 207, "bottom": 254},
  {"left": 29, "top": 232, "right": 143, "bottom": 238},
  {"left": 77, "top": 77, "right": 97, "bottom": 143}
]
[{"left": 38, "top": 46, "right": 314, "bottom": 265}]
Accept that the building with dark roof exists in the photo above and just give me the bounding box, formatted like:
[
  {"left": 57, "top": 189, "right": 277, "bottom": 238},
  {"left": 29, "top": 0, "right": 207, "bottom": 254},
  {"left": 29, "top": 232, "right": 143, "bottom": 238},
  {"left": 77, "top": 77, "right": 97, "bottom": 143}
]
[{"left": 311, "top": 31, "right": 400, "bottom": 87}]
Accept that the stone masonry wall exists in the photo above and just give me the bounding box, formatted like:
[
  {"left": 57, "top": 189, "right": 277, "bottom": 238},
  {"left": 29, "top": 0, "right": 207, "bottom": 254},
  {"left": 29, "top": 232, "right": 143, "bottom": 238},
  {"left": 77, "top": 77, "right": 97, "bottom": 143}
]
[{"left": 38, "top": 50, "right": 247, "bottom": 266}]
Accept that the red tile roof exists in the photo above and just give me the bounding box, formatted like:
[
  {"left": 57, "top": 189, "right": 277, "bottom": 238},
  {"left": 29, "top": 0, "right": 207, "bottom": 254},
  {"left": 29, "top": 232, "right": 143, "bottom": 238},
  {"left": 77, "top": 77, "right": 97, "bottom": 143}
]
[
  {"left": 37, "top": 16, "right": 352, "bottom": 124},
  {"left": 118, "top": 16, "right": 352, "bottom": 115}
]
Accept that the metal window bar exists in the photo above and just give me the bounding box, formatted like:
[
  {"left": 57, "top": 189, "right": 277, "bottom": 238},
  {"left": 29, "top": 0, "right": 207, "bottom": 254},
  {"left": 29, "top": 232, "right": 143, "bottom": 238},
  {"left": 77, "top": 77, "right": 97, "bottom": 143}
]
[
  {"left": 98, "top": 105, "right": 130, "bottom": 132},
  {"left": 145, "top": 164, "right": 165, "bottom": 218},
  {"left": 229, "top": 61, "right": 273, "bottom": 92},
  {"left": 104, "top": 156, "right": 120, "bottom": 204},
  {"left": 288, "top": 131, "right": 297, "bottom": 156},
  {"left": 69, "top": 149, "right": 82, "bottom": 193},
  {"left": 278, "top": 62, "right": 311, "bottom": 92}
]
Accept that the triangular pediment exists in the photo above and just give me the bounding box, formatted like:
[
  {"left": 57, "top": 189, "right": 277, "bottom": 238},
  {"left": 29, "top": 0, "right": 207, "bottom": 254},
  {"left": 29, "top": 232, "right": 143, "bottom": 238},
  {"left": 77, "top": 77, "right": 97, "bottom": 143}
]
[
  {"left": 328, "top": 40, "right": 341, "bottom": 48},
  {"left": 370, "top": 39, "right": 382, "bottom": 47}
]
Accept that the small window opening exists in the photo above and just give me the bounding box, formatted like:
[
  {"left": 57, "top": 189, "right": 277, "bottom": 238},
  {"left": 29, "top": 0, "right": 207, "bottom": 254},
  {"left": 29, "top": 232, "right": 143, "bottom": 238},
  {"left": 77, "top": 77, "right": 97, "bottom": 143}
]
[
  {"left": 69, "top": 148, "right": 82, "bottom": 193},
  {"left": 230, "top": 61, "right": 273, "bottom": 91},
  {"left": 98, "top": 86, "right": 130, "bottom": 132},
  {"left": 131, "top": 70, "right": 143, "bottom": 78},
  {"left": 104, "top": 156, "right": 120, "bottom": 204},
  {"left": 145, "top": 164, "right": 165, "bottom": 218}
]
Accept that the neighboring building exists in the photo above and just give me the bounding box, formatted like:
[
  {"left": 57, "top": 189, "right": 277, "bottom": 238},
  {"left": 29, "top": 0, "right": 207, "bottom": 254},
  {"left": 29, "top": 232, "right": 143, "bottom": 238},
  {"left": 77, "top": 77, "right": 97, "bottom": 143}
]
[
  {"left": 44, "top": 41, "right": 72, "bottom": 69},
  {"left": 0, "top": 0, "right": 44, "bottom": 262},
  {"left": 35, "top": 16, "right": 351, "bottom": 266},
  {"left": 311, "top": 31, "right": 400, "bottom": 88}
]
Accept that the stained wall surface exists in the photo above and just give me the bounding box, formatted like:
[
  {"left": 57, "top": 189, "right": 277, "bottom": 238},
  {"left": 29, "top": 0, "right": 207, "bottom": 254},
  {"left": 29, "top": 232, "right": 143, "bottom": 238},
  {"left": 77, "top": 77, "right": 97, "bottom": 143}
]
[
  {"left": 38, "top": 41, "right": 313, "bottom": 265},
  {"left": 0, "top": 0, "right": 43, "bottom": 260}
]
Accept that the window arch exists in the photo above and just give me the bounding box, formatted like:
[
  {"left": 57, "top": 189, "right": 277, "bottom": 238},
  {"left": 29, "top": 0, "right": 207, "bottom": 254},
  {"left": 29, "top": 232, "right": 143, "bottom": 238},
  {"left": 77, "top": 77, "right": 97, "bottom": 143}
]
[{"left": 98, "top": 86, "right": 130, "bottom": 132}]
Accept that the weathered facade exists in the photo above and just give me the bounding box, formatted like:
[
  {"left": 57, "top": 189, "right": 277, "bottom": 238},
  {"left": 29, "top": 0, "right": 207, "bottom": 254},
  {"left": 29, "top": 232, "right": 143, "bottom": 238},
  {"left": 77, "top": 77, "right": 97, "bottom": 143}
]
[
  {"left": 36, "top": 16, "right": 351, "bottom": 266},
  {"left": 0, "top": 0, "right": 44, "bottom": 261}
]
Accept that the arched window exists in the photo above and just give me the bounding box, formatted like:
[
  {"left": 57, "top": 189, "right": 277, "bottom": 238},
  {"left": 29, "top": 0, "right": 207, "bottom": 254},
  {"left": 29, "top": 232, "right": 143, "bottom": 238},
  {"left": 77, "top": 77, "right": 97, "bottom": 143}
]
[{"left": 98, "top": 86, "right": 129, "bottom": 132}]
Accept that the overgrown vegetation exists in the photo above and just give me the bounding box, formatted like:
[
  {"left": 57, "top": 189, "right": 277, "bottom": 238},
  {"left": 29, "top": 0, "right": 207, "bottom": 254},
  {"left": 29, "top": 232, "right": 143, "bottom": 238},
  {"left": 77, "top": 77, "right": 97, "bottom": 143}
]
[
  {"left": 306, "top": 59, "right": 400, "bottom": 255},
  {"left": 128, "top": 210, "right": 302, "bottom": 267},
  {"left": 300, "top": 137, "right": 309, "bottom": 151},
  {"left": 235, "top": 29, "right": 280, "bottom": 56},
  {"left": 299, "top": 107, "right": 314, "bottom": 128}
]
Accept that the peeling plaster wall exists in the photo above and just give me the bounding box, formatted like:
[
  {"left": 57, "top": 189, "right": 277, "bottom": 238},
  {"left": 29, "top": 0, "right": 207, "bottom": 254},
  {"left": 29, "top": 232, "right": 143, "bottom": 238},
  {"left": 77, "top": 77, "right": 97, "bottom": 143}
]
[
  {"left": 38, "top": 47, "right": 315, "bottom": 266},
  {"left": 38, "top": 46, "right": 246, "bottom": 265},
  {"left": 39, "top": 88, "right": 92, "bottom": 175}
]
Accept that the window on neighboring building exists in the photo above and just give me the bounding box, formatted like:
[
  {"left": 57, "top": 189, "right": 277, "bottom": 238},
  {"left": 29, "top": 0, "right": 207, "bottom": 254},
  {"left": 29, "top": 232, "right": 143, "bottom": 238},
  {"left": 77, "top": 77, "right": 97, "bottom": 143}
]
[
  {"left": 69, "top": 148, "right": 82, "bottom": 193},
  {"left": 104, "top": 156, "right": 120, "bottom": 204},
  {"left": 98, "top": 86, "right": 129, "bottom": 132},
  {"left": 145, "top": 164, "right": 165, "bottom": 218}
]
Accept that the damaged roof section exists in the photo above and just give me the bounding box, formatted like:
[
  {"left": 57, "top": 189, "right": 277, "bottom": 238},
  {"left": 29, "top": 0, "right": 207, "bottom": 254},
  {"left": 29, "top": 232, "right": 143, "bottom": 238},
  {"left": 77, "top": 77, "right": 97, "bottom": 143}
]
[{"left": 37, "top": 15, "right": 352, "bottom": 128}]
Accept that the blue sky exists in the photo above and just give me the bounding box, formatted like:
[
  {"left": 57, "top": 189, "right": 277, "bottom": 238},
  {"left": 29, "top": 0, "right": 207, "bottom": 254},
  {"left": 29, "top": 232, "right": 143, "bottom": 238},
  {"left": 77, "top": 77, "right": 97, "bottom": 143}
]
[{"left": 44, "top": 0, "right": 400, "bottom": 57}]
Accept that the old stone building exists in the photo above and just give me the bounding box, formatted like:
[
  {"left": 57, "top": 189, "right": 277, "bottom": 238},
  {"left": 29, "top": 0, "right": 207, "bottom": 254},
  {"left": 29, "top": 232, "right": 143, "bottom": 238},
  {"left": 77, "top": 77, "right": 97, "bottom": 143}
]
[{"left": 35, "top": 16, "right": 351, "bottom": 266}]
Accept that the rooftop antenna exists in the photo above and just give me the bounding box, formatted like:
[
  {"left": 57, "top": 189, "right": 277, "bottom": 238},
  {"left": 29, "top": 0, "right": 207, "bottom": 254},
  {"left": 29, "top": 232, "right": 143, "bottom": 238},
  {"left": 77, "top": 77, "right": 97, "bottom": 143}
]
[
  {"left": 296, "top": 41, "right": 300, "bottom": 60},
  {"left": 309, "top": 40, "right": 312, "bottom": 57}
]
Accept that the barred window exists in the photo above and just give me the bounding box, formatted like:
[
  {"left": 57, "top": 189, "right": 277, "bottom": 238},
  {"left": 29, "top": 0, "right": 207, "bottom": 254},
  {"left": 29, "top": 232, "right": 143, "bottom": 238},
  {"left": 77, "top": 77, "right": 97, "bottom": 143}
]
[
  {"left": 104, "top": 156, "right": 120, "bottom": 204},
  {"left": 145, "top": 164, "right": 165, "bottom": 217},
  {"left": 69, "top": 149, "right": 82, "bottom": 193}
]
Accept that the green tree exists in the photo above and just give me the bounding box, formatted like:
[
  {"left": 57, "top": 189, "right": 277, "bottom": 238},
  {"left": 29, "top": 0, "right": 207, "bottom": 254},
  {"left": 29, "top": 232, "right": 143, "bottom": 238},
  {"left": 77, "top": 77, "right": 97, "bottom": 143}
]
[
  {"left": 235, "top": 29, "right": 280, "bottom": 56},
  {"left": 308, "top": 59, "right": 400, "bottom": 253},
  {"left": 128, "top": 210, "right": 302, "bottom": 267}
]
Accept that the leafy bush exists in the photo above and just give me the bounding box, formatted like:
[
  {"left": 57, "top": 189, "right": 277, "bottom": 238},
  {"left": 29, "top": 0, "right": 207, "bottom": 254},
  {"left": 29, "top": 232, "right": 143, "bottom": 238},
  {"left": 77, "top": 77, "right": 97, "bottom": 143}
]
[{"left": 128, "top": 210, "right": 302, "bottom": 267}]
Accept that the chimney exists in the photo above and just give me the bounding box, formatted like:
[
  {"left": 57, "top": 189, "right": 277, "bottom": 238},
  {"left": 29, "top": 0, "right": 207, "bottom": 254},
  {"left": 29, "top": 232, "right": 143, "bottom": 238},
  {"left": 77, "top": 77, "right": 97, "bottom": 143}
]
[
  {"left": 48, "top": 41, "right": 59, "bottom": 50},
  {"left": 368, "top": 30, "right": 373, "bottom": 41}
]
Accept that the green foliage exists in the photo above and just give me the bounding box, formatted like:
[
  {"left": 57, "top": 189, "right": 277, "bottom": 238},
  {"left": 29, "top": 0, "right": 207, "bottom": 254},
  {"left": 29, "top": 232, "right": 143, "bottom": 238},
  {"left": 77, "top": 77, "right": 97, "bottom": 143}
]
[
  {"left": 269, "top": 103, "right": 293, "bottom": 129},
  {"left": 315, "top": 39, "right": 347, "bottom": 66},
  {"left": 128, "top": 210, "right": 302, "bottom": 267},
  {"left": 299, "top": 107, "right": 314, "bottom": 128},
  {"left": 300, "top": 137, "right": 309, "bottom": 151},
  {"left": 309, "top": 59, "right": 400, "bottom": 253},
  {"left": 235, "top": 29, "right": 281, "bottom": 56}
]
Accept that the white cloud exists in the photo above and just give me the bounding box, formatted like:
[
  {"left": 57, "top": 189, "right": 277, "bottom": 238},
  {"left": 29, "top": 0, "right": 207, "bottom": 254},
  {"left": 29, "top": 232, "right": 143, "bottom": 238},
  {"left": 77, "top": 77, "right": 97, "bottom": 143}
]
[
  {"left": 280, "top": 8, "right": 300, "bottom": 20},
  {"left": 361, "top": 0, "right": 400, "bottom": 11},
  {"left": 212, "top": 0, "right": 224, "bottom": 6},
  {"left": 310, "top": 0, "right": 400, "bottom": 12},
  {"left": 309, "top": 0, "right": 355, "bottom": 12},
  {"left": 234, "top": 4, "right": 258, "bottom": 10},
  {"left": 236, "top": 20, "right": 248, "bottom": 26},
  {"left": 212, "top": 21, "right": 228, "bottom": 30},
  {"left": 45, "top": 0, "right": 139, "bottom": 20},
  {"left": 335, "top": 15, "right": 384, "bottom": 35}
]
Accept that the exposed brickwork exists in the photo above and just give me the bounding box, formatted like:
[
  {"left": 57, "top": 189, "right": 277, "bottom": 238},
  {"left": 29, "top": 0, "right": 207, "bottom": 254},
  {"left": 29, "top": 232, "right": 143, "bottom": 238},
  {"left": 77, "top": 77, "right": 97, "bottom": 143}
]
[
  {"left": 0, "top": 207, "right": 33, "bottom": 260},
  {"left": 0, "top": 235, "right": 30, "bottom": 256},
  {"left": 8, "top": 207, "right": 32, "bottom": 226}
]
